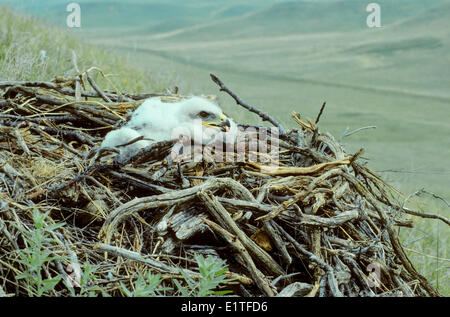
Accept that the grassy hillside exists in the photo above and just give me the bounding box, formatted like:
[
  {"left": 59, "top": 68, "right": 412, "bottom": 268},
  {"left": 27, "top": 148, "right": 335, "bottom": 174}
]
[{"left": 0, "top": 6, "right": 176, "bottom": 92}]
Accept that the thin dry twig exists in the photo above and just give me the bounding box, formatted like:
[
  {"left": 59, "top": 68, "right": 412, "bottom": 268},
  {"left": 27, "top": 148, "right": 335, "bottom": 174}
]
[
  {"left": 315, "top": 102, "right": 326, "bottom": 125},
  {"left": 210, "top": 73, "right": 286, "bottom": 136}
]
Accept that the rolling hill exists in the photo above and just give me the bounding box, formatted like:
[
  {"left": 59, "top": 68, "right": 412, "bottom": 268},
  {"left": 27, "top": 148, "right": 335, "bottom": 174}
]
[
  {"left": 3, "top": 0, "right": 447, "bottom": 38},
  {"left": 118, "top": 0, "right": 447, "bottom": 41},
  {"left": 86, "top": 1, "right": 449, "bottom": 100}
]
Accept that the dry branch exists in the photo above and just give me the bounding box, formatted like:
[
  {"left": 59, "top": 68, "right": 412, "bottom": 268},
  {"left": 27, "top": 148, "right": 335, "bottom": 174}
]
[{"left": 210, "top": 73, "right": 286, "bottom": 136}]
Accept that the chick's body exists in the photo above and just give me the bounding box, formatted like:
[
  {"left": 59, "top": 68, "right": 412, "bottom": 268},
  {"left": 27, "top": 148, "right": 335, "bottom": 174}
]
[{"left": 101, "top": 96, "right": 237, "bottom": 156}]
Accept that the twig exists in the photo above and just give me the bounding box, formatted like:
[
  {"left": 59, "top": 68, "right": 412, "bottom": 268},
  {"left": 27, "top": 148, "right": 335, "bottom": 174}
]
[
  {"left": 116, "top": 135, "right": 146, "bottom": 148},
  {"left": 0, "top": 81, "right": 64, "bottom": 90},
  {"left": 0, "top": 80, "right": 134, "bottom": 102},
  {"left": 402, "top": 207, "right": 450, "bottom": 226},
  {"left": 95, "top": 243, "right": 199, "bottom": 276},
  {"left": 7, "top": 86, "right": 114, "bottom": 127},
  {"left": 210, "top": 73, "right": 286, "bottom": 136},
  {"left": 201, "top": 217, "right": 276, "bottom": 296},
  {"left": 276, "top": 282, "right": 313, "bottom": 297},
  {"left": 0, "top": 285, "right": 11, "bottom": 297},
  {"left": 339, "top": 126, "right": 377, "bottom": 141},
  {"left": 198, "top": 190, "right": 285, "bottom": 277},
  {"left": 350, "top": 148, "right": 365, "bottom": 164},
  {"left": 31, "top": 124, "right": 95, "bottom": 146},
  {"left": 28, "top": 124, "right": 84, "bottom": 157},
  {"left": 376, "top": 169, "right": 450, "bottom": 175},
  {"left": 0, "top": 113, "right": 83, "bottom": 124},
  {"left": 86, "top": 72, "right": 112, "bottom": 103},
  {"left": 401, "top": 189, "right": 450, "bottom": 226},
  {"left": 107, "top": 170, "right": 171, "bottom": 194},
  {"left": 71, "top": 51, "right": 82, "bottom": 101},
  {"left": 419, "top": 189, "right": 450, "bottom": 208},
  {"left": 28, "top": 163, "right": 109, "bottom": 200},
  {"left": 263, "top": 220, "right": 292, "bottom": 265},
  {"left": 315, "top": 102, "right": 326, "bottom": 125},
  {"left": 403, "top": 247, "right": 450, "bottom": 262},
  {"left": 271, "top": 272, "right": 302, "bottom": 287},
  {"left": 99, "top": 177, "right": 256, "bottom": 244},
  {"left": 13, "top": 128, "right": 31, "bottom": 156},
  {"left": 274, "top": 222, "right": 333, "bottom": 272}
]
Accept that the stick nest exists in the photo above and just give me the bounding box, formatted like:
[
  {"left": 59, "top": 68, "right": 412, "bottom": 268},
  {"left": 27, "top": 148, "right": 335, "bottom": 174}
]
[{"left": 0, "top": 72, "right": 442, "bottom": 297}]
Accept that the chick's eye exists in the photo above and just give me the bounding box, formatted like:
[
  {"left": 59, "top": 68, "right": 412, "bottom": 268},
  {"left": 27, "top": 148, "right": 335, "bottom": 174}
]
[{"left": 199, "top": 111, "right": 209, "bottom": 118}]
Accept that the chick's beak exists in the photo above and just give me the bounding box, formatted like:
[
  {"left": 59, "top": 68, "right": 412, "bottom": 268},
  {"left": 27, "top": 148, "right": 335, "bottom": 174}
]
[{"left": 202, "top": 114, "right": 231, "bottom": 132}]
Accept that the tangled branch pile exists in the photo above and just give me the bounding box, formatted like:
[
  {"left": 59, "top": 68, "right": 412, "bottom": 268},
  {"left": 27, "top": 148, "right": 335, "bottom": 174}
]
[{"left": 0, "top": 69, "right": 443, "bottom": 297}]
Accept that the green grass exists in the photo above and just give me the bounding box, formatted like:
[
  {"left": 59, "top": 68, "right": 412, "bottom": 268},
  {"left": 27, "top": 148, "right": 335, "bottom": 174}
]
[
  {"left": 173, "top": 254, "right": 235, "bottom": 297},
  {"left": 12, "top": 208, "right": 65, "bottom": 297},
  {"left": 10, "top": 208, "right": 234, "bottom": 297},
  {"left": 10, "top": 208, "right": 104, "bottom": 297},
  {"left": 399, "top": 195, "right": 449, "bottom": 295},
  {"left": 0, "top": 6, "right": 174, "bottom": 93},
  {"left": 120, "top": 254, "right": 234, "bottom": 297}
]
